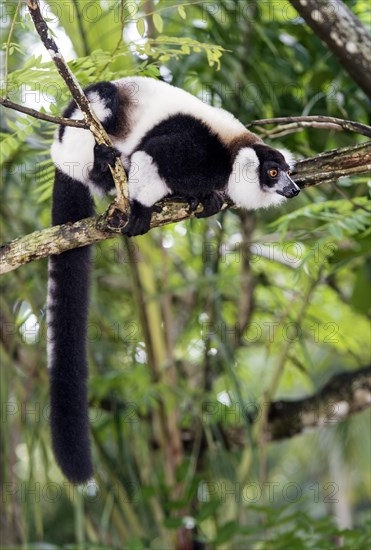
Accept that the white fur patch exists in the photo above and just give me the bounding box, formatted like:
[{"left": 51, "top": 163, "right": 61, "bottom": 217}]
[
  {"left": 46, "top": 259, "right": 56, "bottom": 369},
  {"left": 51, "top": 126, "right": 94, "bottom": 184},
  {"left": 52, "top": 77, "right": 258, "bottom": 200},
  {"left": 112, "top": 76, "right": 248, "bottom": 157},
  {"left": 278, "top": 148, "right": 296, "bottom": 170},
  {"left": 227, "top": 148, "right": 286, "bottom": 210},
  {"left": 128, "top": 151, "right": 170, "bottom": 207},
  {"left": 51, "top": 91, "right": 113, "bottom": 185},
  {"left": 87, "top": 91, "right": 112, "bottom": 122}
]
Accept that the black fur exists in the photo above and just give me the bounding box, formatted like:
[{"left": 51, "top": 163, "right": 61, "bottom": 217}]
[
  {"left": 138, "top": 114, "right": 232, "bottom": 196},
  {"left": 59, "top": 81, "right": 119, "bottom": 141},
  {"left": 195, "top": 191, "right": 224, "bottom": 218},
  {"left": 122, "top": 114, "right": 233, "bottom": 234},
  {"left": 48, "top": 169, "right": 94, "bottom": 483},
  {"left": 50, "top": 83, "right": 123, "bottom": 482},
  {"left": 122, "top": 199, "right": 154, "bottom": 237},
  {"left": 89, "top": 143, "right": 120, "bottom": 193}
]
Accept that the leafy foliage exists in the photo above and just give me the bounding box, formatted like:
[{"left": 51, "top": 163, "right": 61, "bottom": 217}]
[{"left": 1, "top": 0, "right": 370, "bottom": 548}]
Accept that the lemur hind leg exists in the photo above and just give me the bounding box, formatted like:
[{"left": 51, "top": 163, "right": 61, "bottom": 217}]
[
  {"left": 122, "top": 200, "right": 158, "bottom": 237},
  {"left": 176, "top": 196, "right": 200, "bottom": 212},
  {"left": 170, "top": 193, "right": 223, "bottom": 217},
  {"left": 122, "top": 150, "right": 170, "bottom": 237},
  {"left": 195, "top": 191, "right": 224, "bottom": 218}
]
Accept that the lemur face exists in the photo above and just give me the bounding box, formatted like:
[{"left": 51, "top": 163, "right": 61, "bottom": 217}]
[
  {"left": 259, "top": 159, "right": 300, "bottom": 198},
  {"left": 254, "top": 144, "right": 300, "bottom": 199},
  {"left": 227, "top": 144, "right": 300, "bottom": 210}
]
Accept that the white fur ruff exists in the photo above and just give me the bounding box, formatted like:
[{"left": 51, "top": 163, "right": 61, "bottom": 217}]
[
  {"left": 278, "top": 147, "right": 296, "bottom": 170},
  {"left": 227, "top": 148, "right": 286, "bottom": 210}
]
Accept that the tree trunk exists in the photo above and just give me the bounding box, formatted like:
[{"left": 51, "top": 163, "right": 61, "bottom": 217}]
[{"left": 290, "top": 0, "right": 371, "bottom": 97}]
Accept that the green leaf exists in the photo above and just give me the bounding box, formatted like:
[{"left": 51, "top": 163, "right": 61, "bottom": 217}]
[
  {"left": 126, "top": 538, "right": 146, "bottom": 550},
  {"left": 214, "top": 520, "right": 239, "bottom": 545},
  {"left": 328, "top": 224, "right": 343, "bottom": 239},
  {"left": 351, "top": 264, "right": 371, "bottom": 315},
  {"left": 163, "top": 516, "right": 183, "bottom": 529},
  {"left": 178, "top": 5, "right": 186, "bottom": 19},
  {"left": 153, "top": 13, "right": 163, "bottom": 33},
  {"left": 36, "top": 186, "right": 53, "bottom": 203},
  {"left": 197, "top": 500, "right": 220, "bottom": 521},
  {"left": 136, "top": 18, "right": 145, "bottom": 37}
]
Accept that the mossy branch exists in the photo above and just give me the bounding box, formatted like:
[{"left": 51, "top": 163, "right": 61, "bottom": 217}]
[{"left": 1, "top": 141, "right": 370, "bottom": 274}]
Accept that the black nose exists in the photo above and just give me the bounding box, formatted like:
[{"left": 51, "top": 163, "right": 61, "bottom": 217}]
[{"left": 283, "top": 186, "right": 300, "bottom": 198}]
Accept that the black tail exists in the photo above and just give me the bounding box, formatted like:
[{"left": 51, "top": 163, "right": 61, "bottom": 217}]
[{"left": 47, "top": 168, "right": 95, "bottom": 483}]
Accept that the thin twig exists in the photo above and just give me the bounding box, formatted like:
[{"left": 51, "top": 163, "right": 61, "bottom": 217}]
[
  {"left": 0, "top": 97, "right": 87, "bottom": 128},
  {"left": 26, "top": 0, "right": 129, "bottom": 211},
  {"left": 4, "top": 0, "right": 22, "bottom": 97},
  {"left": 256, "top": 122, "right": 342, "bottom": 139},
  {"left": 71, "top": 0, "right": 89, "bottom": 57},
  {"left": 247, "top": 116, "right": 371, "bottom": 138},
  {"left": 257, "top": 273, "right": 320, "bottom": 483},
  {"left": 97, "top": 0, "right": 125, "bottom": 77}
]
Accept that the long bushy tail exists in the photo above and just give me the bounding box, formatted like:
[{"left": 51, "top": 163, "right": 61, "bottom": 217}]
[{"left": 47, "top": 168, "right": 95, "bottom": 483}]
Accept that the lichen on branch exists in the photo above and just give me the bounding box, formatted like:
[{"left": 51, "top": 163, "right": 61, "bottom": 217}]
[{"left": 1, "top": 141, "right": 370, "bottom": 274}]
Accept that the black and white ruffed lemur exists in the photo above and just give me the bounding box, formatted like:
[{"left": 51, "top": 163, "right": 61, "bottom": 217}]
[{"left": 47, "top": 77, "right": 300, "bottom": 482}]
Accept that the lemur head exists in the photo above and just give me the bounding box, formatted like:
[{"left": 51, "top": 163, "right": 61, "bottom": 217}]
[{"left": 227, "top": 143, "right": 300, "bottom": 210}]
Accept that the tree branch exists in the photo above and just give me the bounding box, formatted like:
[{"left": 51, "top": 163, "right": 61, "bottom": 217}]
[
  {"left": 264, "top": 365, "right": 371, "bottom": 441},
  {"left": 95, "top": 366, "right": 371, "bottom": 444},
  {"left": 247, "top": 116, "right": 371, "bottom": 139},
  {"left": 208, "top": 366, "right": 371, "bottom": 447},
  {"left": 0, "top": 97, "right": 87, "bottom": 128},
  {"left": 289, "top": 0, "right": 371, "bottom": 98},
  {"left": 1, "top": 141, "right": 370, "bottom": 274},
  {"left": 26, "top": 0, "right": 129, "bottom": 210},
  {"left": 293, "top": 141, "right": 371, "bottom": 188}
]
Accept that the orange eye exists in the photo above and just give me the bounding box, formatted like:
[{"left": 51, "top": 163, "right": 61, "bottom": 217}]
[
  {"left": 288, "top": 170, "right": 291, "bottom": 176},
  {"left": 269, "top": 169, "right": 278, "bottom": 177}
]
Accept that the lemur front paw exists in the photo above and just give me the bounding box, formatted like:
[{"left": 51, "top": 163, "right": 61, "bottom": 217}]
[
  {"left": 122, "top": 200, "right": 153, "bottom": 237},
  {"left": 195, "top": 192, "right": 224, "bottom": 219},
  {"left": 93, "top": 143, "right": 121, "bottom": 171}
]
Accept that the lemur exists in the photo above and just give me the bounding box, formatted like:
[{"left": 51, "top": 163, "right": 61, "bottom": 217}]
[{"left": 48, "top": 77, "right": 300, "bottom": 482}]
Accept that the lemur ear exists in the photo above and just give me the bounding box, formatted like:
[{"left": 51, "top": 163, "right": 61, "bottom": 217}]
[{"left": 278, "top": 148, "right": 296, "bottom": 170}]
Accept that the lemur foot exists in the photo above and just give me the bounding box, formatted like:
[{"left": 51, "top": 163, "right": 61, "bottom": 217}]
[
  {"left": 195, "top": 192, "right": 224, "bottom": 218},
  {"left": 122, "top": 200, "right": 153, "bottom": 237},
  {"left": 187, "top": 197, "right": 201, "bottom": 212},
  {"left": 166, "top": 195, "right": 200, "bottom": 212}
]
